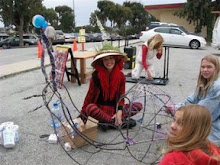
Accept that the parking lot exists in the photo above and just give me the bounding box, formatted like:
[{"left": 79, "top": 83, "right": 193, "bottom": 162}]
[{"left": 0, "top": 44, "right": 219, "bottom": 164}]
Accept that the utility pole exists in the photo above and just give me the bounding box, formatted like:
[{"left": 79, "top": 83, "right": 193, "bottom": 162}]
[{"left": 73, "top": 0, "right": 76, "bottom": 32}]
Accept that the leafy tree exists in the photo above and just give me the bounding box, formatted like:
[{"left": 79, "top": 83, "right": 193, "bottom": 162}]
[
  {"left": 174, "top": 0, "right": 214, "bottom": 40},
  {"left": 55, "top": 5, "right": 74, "bottom": 32},
  {"left": 97, "top": 0, "right": 115, "bottom": 27},
  {"left": 89, "top": 10, "right": 102, "bottom": 32},
  {"left": 90, "top": 9, "right": 109, "bottom": 33},
  {"left": 0, "top": 0, "right": 43, "bottom": 46},
  {"left": 90, "top": 11, "right": 99, "bottom": 27},
  {"left": 123, "top": 2, "right": 150, "bottom": 34},
  {"left": 113, "top": 4, "right": 132, "bottom": 31},
  {"left": 41, "top": 7, "right": 58, "bottom": 28}
]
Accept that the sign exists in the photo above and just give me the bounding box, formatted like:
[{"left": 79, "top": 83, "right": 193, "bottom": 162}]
[
  {"left": 52, "top": 45, "right": 71, "bottom": 88},
  {"left": 78, "top": 36, "right": 85, "bottom": 43},
  {"left": 79, "top": 29, "right": 85, "bottom": 36},
  {"left": 78, "top": 28, "right": 86, "bottom": 43}
]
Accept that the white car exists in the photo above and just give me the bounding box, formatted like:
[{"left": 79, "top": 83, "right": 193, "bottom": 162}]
[
  {"left": 64, "top": 33, "right": 75, "bottom": 43},
  {"left": 140, "top": 26, "right": 207, "bottom": 49},
  {"left": 211, "top": 16, "right": 220, "bottom": 49}
]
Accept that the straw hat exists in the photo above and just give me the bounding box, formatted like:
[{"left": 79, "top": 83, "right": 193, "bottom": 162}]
[{"left": 91, "top": 44, "right": 127, "bottom": 67}]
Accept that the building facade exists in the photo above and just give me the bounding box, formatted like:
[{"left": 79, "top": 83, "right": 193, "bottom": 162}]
[{"left": 145, "top": 3, "right": 207, "bottom": 38}]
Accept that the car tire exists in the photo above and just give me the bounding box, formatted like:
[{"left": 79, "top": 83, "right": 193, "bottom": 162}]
[
  {"left": 190, "top": 40, "right": 200, "bottom": 49},
  {"left": 2, "top": 44, "right": 7, "bottom": 49},
  {"left": 24, "top": 43, "right": 30, "bottom": 47}
]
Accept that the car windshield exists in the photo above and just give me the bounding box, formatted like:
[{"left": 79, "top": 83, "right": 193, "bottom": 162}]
[{"left": 178, "top": 26, "right": 189, "bottom": 34}]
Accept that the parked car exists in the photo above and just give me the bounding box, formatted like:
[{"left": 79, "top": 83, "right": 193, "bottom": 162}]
[
  {"left": 64, "top": 33, "right": 75, "bottom": 43},
  {"left": 146, "top": 22, "right": 201, "bottom": 36},
  {"left": 0, "top": 36, "right": 38, "bottom": 49},
  {"left": 126, "top": 34, "right": 136, "bottom": 40},
  {"left": 54, "top": 30, "right": 65, "bottom": 45},
  {"left": 23, "top": 34, "right": 39, "bottom": 43},
  {"left": 146, "top": 21, "right": 179, "bottom": 31},
  {"left": 109, "top": 34, "right": 123, "bottom": 41},
  {"left": 90, "top": 33, "right": 103, "bottom": 42},
  {"left": 0, "top": 33, "right": 9, "bottom": 41},
  {"left": 84, "top": 34, "right": 92, "bottom": 42},
  {"left": 211, "top": 16, "right": 220, "bottom": 49},
  {"left": 140, "top": 26, "right": 207, "bottom": 49}
]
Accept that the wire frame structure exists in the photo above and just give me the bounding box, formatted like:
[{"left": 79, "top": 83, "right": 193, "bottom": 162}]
[
  {"left": 38, "top": 79, "right": 173, "bottom": 164},
  {"left": 25, "top": 29, "right": 174, "bottom": 165}
]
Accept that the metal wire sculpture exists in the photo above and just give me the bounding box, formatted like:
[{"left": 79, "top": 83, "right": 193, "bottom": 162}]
[
  {"left": 39, "top": 76, "right": 173, "bottom": 165},
  {"left": 25, "top": 24, "right": 174, "bottom": 164}
]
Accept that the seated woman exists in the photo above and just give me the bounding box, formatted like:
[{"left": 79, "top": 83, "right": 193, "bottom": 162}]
[
  {"left": 80, "top": 44, "right": 142, "bottom": 131},
  {"left": 159, "top": 104, "right": 220, "bottom": 164},
  {"left": 166, "top": 54, "right": 220, "bottom": 146}
]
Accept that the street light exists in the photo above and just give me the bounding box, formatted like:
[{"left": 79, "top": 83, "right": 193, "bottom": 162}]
[{"left": 73, "top": 0, "right": 76, "bottom": 32}]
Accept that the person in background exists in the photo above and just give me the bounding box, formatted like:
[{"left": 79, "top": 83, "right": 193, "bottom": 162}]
[
  {"left": 131, "top": 34, "right": 164, "bottom": 80},
  {"left": 159, "top": 104, "right": 220, "bottom": 164},
  {"left": 80, "top": 44, "right": 142, "bottom": 131},
  {"left": 166, "top": 54, "right": 220, "bottom": 146},
  {"left": 45, "top": 23, "right": 56, "bottom": 51}
]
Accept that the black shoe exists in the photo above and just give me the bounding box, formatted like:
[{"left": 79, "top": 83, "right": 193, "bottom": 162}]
[
  {"left": 98, "top": 124, "right": 109, "bottom": 132},
  {"left": 121, "top": 118, "right": 136, "bottom": 129}
]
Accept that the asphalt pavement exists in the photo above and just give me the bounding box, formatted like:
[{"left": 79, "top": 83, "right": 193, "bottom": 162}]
[{"left": 0, "top": 42, "right": 219, "bottom": 165}]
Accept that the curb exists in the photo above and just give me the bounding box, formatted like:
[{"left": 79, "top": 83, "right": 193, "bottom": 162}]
[{"left": 0, "top": 40, "right": 142, "bottom": 80}]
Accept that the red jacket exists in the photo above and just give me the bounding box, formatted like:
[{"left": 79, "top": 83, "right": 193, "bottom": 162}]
[
  {"left": 159, "top": 145, "right": 220, "bottom": 165},
  {"left": 81, "top": 70, "right": 125, "bottom": 117},
  {"left": 142, "top": 44, "right": 162, "bottom": 70}
]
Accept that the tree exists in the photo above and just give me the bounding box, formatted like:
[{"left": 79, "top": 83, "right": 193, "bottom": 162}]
[
  {"left": 97, "top": 0, "right": 115, "bottom": 27},
  {"left": 41, "top": 7, "right": 58, "bottom": 28},
  {"left": 0, "top": 0, "right": 43, "bottom": 46},
  {"left": 174, "top": 0, "right": 215, "bottom": 40},
  {"left": 113, "top": 4, "right": 132, "bottom": 30},
  {"left": 123, "top": 2, "right": 150, "bottom": 34},
  {"left": 55, "top": 5, "right": 74, "bottom": 32},
  {"left": 90, "top": 10, "right": 99, "bottom": 27}
]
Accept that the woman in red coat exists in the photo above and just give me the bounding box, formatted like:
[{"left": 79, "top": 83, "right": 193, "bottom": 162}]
[
  {"left": 80, "top": 44, "right": 142, "bottom": 130},
  {"left": 159, "top": 104, "right": 220, "bottom": 164}
]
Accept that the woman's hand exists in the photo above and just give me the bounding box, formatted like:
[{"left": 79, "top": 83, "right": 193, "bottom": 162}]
[
  {"left": 164, "top": 104, "right": 175, "bottom": 116},
  {"left": 114, "top": 110, "right": 122, "bottom": 126},
  {"left": 146, "top": 69, "right": 153, "bottom": 80}
]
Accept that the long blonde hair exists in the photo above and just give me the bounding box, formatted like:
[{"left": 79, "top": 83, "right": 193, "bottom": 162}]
[
  {"left": 164, "top": 105, "right": 220, "bottom": 162},
  {"left": 165, "top": 104, "right": 211, "bottom": 153},
  {"left": 196, "top": 54, "right": 220, "bottom": 98},
  {"left": 147, "top": 34, "right": 164, "bottom": 50}
]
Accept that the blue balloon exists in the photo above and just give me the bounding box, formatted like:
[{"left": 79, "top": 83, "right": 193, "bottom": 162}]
[
  {"left": 32, "top": 15, "right": 45, "bottom": 28},
  {"left": 42, "top": 21, "right": 48, "bottom": 29}
]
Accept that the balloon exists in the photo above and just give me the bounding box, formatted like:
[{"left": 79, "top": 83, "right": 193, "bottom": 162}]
[
  {"left": 42, "top": 21, "right": 48, "bottom": 29},
  {"left": 32, "top": 15, "right": 45, "bottom": 28}
]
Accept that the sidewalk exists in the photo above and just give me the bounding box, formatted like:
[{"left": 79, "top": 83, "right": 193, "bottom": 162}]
[
  {"left": 0, "top": 50, "right": 96, "bottom": 79},
  {"left": 0, "top": 40, "right": 141, "bottom": 79}
]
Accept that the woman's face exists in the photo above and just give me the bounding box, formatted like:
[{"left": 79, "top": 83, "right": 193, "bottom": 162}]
[
  {"left": 201, "top": 59, "right": 216, "bottom": 79},
  {"left": 102, "top": 56, "right": 115, "bottom": 72},
  {"left": 169, "top": 111, "right": 184, "bottom": 138}
]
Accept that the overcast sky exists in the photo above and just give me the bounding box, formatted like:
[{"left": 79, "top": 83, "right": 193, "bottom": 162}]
[{"left": 0, "top": 0, "right": 186, "bottom": 27}]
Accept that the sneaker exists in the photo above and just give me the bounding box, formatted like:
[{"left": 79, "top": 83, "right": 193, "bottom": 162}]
[
  {"left": 121, "top": 118, "right": 136, "bottom": 129},
  {"left": 98, "top": 124, "right": 108, "bottom": 132}
]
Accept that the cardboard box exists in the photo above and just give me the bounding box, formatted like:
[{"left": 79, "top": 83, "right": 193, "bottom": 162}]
[{"left": 61, "top": 117, "right": 98, "bottom": 149}]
